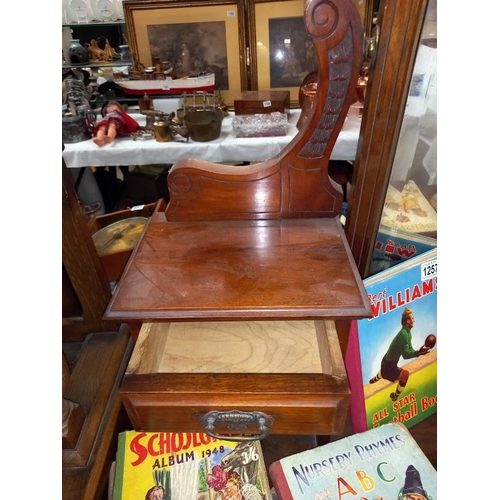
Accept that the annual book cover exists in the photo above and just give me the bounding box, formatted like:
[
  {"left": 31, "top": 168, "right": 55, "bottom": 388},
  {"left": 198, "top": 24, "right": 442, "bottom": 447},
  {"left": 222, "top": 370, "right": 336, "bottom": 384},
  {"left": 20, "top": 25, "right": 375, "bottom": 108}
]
[
  {"left": 369, "top": 224, "right": 437, "bottom": 276},
  {"left": 268, "top": 422, "right": 437, "bottom": 500},
  {"left": 346, "top": 248, "right": 437, "bottom": 433},
  {"left": 112, "top": 431, "right": 272, "bottom": 500}
]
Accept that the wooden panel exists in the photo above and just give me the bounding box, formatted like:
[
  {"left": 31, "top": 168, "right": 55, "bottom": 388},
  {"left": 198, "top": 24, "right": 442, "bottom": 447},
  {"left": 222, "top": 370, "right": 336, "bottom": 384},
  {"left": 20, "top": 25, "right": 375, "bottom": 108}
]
[
  {"left": 344, "top": 0, "right": 429, "bottom": 277},
  {"left": 62, "top": 328, "right": 133, "bottom": 500},
  {"left": 62, "top": 157, "right": 117, "bottom": 341},
  {"left": 105, "top": 216, "right": 371, "bottom": 323},
  {"left": 121, "top": 393, "right": 349, "bottom": 436},
  {"left": 62, "top": 330, "right": 132, "bottom": 468},
  {"left": 156, "top": 320, "right": 323, "bottom": 374}
]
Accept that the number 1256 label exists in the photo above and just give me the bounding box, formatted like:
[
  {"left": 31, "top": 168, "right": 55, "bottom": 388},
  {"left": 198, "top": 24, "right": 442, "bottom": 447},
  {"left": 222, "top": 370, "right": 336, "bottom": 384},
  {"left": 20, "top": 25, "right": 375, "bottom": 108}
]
[{"left": 421, "top": 259, "right": 437, "bottom": 281}]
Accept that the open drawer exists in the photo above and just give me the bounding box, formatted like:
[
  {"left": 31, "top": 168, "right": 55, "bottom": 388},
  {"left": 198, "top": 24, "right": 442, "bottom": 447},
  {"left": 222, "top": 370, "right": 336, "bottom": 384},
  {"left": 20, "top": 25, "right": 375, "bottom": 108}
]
[{"left": 120, "top": 319, "right": 350, "bottom": 439}]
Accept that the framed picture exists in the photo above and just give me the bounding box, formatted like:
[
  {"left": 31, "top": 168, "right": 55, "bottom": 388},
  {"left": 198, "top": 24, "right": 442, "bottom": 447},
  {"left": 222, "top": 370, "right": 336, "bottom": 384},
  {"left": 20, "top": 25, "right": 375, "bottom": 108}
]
[
  {"left": 247, "top": 0, "right": 318, "bottom": 106},
  {"left": 123, "top": 0, "right": 247, "bottom": 105}
]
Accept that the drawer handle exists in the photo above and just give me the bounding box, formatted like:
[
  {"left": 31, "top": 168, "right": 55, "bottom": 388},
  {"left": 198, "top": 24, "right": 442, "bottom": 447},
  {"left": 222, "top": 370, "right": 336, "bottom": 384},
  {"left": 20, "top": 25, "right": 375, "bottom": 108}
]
[{"left": 199, "top": 410, "right": 274, "bottom": 441}]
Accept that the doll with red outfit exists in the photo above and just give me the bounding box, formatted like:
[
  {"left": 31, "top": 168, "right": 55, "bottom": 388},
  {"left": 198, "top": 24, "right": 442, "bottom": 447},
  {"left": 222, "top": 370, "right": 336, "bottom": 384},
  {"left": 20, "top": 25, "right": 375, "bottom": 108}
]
[{"left": 93, "top": 100, "right": 141, "bottom": 147}]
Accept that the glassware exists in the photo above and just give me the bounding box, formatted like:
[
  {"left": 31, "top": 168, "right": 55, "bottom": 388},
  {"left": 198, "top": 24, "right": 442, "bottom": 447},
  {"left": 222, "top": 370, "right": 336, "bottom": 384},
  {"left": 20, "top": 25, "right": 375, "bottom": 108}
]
[
  {"left": 94, "top": 0, "right": 115, "bottom": 21},
  {"left": 119, "top": 45, "right": 131, "bottom": 62},
  {"left": 69, "top": 0, "right": 91, "bottom": 23}
]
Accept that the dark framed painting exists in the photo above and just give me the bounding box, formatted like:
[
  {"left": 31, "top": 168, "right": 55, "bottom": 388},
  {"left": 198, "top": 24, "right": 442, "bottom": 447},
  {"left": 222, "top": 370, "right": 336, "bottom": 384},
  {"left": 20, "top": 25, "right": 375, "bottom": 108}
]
[
  {"left": 123, "top": 0, "right": 247, "bottom": 105},
  {"left": 246, "top": 0, "right": 317, "bottom": 105}
]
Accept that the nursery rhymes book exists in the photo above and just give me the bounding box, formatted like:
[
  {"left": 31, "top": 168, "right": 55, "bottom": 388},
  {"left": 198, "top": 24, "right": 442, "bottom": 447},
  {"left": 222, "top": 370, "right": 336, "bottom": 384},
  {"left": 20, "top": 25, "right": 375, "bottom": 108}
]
[
  {"left": 268, "top": 422, "right": 436, "bottom": 500},
  {"left": 346, "top": 248, "right": 437, "bottom": 433},
  {"left": 112, "top": 431, "right": 272, "bottom": 500}
]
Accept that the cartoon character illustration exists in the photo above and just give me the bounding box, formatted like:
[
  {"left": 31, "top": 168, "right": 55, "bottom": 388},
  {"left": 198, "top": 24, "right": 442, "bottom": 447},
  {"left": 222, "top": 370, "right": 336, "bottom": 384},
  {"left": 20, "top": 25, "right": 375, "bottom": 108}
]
[
  {"left": 144, "top": 484, "right": 165, "bottom": 500},
  {"left": 369, "top": 307, "right": 431, "bottom": 401},
  {"left": 398, "top": 465, "right": 432, "bottom": 500}
]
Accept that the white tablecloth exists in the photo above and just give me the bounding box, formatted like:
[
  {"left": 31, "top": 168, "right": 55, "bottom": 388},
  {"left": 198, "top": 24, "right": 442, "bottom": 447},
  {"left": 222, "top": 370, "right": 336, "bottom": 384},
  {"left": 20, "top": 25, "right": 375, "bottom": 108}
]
[{"left": 62, "top": 106, "right": 362, "bottom": 168}]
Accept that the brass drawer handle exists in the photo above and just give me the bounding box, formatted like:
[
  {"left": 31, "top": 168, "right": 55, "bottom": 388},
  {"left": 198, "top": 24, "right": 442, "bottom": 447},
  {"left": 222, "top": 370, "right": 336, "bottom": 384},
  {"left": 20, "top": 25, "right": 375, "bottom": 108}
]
[{"left": 199, "top": 410, "right": 274, "bottom": 442}]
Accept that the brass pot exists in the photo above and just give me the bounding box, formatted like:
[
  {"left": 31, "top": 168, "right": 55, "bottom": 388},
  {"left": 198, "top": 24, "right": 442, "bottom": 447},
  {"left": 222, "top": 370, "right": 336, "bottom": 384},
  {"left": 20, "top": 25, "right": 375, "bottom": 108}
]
[
  {"left": 183, "top": 110, "right": 224, "bottom": 142},
  {"left": 154, "top": 121, "right": 172, "bottom": 142}
]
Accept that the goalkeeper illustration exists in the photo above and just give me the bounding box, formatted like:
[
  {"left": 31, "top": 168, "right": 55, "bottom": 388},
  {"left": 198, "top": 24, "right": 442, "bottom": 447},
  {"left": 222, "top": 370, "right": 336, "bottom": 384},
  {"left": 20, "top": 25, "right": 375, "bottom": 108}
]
[{"left": 369, "top": 307, "right": 435, "bottom": 401}]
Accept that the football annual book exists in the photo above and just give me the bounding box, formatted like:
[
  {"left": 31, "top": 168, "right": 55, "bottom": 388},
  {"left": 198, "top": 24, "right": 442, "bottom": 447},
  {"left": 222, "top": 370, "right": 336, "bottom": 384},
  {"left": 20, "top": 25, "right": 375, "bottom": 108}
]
[
  {"left": 268, "top": 422, "right": 436, "bottom": 500},
  {"left": 346, "top": 248, "right": 437, "bottom": 433},
  {"left": 112, "top": 431, "right": 272, "bottom": 500}
]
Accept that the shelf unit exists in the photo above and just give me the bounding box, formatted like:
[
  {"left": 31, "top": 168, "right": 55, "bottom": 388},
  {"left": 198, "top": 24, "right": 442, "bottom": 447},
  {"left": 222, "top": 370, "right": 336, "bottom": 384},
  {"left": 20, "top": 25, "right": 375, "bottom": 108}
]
[
  {"left": 62, "top": 20, "right": 130, "bottom": 70},
  {"left": 62, "top": 60, "right": 131, "bottom": 70}
]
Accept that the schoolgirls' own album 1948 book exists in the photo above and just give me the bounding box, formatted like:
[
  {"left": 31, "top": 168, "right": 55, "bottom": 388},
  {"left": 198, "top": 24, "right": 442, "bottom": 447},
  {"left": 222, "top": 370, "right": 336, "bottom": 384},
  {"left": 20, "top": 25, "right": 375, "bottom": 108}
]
[
  {"left": 346, "top": 248, "right": 437, "bottom": 433},
  {"left": 112, "top": 431, "right": 272, "bottom": 500},
  {"left": 268, "top": 422, "right": 437, "bottom": 500}
]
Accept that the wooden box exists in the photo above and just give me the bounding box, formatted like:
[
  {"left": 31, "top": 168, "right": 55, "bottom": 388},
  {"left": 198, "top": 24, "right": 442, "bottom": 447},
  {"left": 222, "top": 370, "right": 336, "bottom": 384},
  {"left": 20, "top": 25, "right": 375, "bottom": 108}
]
[
  {"left": 234, "top": 91, "right": 290, "bottom": 115},
  {"left": 120, "top": 319, "right": 350, "bottom": 438}
]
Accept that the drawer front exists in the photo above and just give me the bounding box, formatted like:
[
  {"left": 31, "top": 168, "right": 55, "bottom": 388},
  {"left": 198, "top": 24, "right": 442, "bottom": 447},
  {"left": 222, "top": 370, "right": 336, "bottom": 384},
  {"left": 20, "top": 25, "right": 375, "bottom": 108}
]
[{"left": 121, "top": 391, "right": 350, "bottom": 437}]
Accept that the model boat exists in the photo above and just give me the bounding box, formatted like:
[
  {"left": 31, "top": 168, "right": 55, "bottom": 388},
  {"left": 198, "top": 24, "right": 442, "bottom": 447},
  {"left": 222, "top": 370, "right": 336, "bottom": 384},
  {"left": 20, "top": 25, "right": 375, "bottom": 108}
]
[{"left": 115, "top": 73, "right": 216, "bottom": 96}]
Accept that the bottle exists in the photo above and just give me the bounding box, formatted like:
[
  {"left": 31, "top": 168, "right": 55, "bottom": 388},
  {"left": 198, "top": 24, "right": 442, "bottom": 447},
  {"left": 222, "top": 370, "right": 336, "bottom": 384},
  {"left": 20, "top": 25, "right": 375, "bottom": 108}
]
[
  {"left": 153, "top": 57, "right": 162, "bottom": 75},
  {"left": 139, "top": 93, "right": 153, "bottom": 114}
]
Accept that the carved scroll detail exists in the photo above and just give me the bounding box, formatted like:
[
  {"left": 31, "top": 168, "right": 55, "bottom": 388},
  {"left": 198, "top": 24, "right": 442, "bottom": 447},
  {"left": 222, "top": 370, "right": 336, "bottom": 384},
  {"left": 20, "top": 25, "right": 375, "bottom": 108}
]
[{"left": 299, "top": 31, "right": 354, "bottom": 159}]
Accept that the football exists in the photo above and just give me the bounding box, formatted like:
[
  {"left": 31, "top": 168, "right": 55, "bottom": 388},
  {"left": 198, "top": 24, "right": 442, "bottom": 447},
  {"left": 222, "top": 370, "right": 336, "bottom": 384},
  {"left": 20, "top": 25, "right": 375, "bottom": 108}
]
[{"left": 425, "top": 334, "right": 436, "bottom": 348}]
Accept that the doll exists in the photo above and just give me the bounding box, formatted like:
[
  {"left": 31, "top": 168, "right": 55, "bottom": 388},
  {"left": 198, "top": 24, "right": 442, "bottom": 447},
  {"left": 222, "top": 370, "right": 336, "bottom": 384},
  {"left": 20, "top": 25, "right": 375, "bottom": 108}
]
[{"left": 93, "top": 100, "right": 141, "bottom": 147}]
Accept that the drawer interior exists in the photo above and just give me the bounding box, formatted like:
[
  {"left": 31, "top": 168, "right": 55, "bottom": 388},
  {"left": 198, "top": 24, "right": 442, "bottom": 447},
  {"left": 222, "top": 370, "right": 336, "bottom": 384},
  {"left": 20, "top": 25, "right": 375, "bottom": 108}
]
[{"left": 127, "top": 319, "right": 346, "bottom": 378}]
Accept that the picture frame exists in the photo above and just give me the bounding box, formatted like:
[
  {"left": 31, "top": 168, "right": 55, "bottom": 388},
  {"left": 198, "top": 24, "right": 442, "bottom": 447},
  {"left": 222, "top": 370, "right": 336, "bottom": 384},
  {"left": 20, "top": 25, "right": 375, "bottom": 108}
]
[
  {"left": 122, "top": 0, "right": 247, "bottom": 106},
  {"left": 246, "top": 0, "right": 316, "bottom": 106},
  {"left": 246, "top": 0, "right": 367, "bottom": 106}
]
